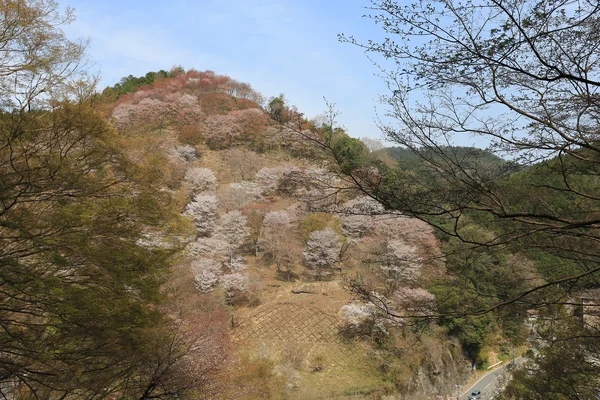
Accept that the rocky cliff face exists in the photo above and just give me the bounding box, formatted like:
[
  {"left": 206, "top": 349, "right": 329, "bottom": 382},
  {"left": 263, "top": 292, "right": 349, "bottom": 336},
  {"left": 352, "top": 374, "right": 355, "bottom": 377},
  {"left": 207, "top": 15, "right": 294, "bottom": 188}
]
[{"left": 407, "top": 340, "right": 470, "bottom": 399}]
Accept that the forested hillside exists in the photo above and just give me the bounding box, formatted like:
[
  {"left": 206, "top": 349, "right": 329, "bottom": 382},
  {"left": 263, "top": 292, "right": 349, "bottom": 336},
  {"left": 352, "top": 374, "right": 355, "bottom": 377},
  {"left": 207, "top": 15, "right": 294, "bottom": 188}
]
[
  {"left": 1, "top": 0, "right": 598, "bottom": 399},
  {"left": 98, "top": 67, "right": 473, "bottom": 399}
]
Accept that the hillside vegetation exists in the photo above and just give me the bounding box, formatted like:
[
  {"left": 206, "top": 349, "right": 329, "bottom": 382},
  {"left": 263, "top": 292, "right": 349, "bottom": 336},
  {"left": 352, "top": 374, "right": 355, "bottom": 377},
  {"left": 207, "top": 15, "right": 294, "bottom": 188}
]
[
  {"left": 99, "top": 67, "right": 474, "bottom": 399},
  {"left": 2, "top": 0, "right": 598, "bottom": 399}
]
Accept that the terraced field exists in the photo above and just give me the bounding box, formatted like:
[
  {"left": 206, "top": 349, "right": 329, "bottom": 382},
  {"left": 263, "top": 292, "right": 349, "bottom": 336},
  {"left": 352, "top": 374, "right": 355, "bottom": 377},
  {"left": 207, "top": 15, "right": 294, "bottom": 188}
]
[{"left": 233, "top": 284, "right": 385, "bottom": 399}]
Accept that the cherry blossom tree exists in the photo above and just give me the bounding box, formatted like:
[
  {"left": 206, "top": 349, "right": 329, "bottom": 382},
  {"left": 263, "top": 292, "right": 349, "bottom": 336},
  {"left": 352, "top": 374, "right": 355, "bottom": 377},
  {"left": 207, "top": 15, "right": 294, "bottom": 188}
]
[
  {"left": 339, "top": 197, "right": 386, "bottom": 240},
  {"left": 204, "top": 113, "right": 238, "bottom": 149},
  {"left": 374, "top": 238, "right": 421, "bottom": 292},
  {"left": 220, "top": 273, "right": 250, "bottom": 304},
  {"left": 339, "top": 302, "right": 390, "bottom": 337},
  {"left": 254, "top": 167, "right": 285, "bottom": 195},
  {"left": 284, "top": 168, "right": 341, "bottom": 211},
  {"left": 190, "top": 259, "right": 222, "bottom": 292},
  {"left": 303, "top": 228, "right": 342, "bottom": 280},
  {"left": 212, "top": 211, "right": 249, "bottom": 273},
  {"left": 360, "top": 137, "right": 384, "bottom": 153},
  {"left": 185, "top": 194, "right": 218, "bottom": 236},
  {"left": 229, "top": 108, "right": 270, "bottom": 150},
  {"left": 188, "top": 237, "right": 229, "bottom": 265},
  {"left": 392, "top": 287, "right": 436, "bottom": 316},
  {"left": 170, "top": 144, "right": 197, "bottom": 162},
  {"left": 341, "top": 303, "right": 376, "bottom": 328},
  {"left": 184, "top": 167, "right": 217, "bottom": 195},
  {"left": 112, "top": 92, "right": 202, "bottom": 129}
]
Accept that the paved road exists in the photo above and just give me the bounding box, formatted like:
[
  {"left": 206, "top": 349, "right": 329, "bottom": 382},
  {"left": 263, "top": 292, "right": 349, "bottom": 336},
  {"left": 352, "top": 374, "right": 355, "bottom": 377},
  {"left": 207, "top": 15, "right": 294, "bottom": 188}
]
[{"left": 459, "top": 357, "right": 525, "bottom": 400}]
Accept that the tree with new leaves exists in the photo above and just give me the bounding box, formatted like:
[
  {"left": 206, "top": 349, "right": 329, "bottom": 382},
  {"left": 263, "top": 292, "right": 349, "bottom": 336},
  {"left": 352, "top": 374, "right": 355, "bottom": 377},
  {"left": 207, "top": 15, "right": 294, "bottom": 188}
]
[
  {"left": 328, "top": 0, "right": 600, "bottom": 393},
  {"left": 0, "top": 1, "right": 199, "bottom": 396},
  {"left": 0, "top": 0, "right": 91, "bottom": 110}
]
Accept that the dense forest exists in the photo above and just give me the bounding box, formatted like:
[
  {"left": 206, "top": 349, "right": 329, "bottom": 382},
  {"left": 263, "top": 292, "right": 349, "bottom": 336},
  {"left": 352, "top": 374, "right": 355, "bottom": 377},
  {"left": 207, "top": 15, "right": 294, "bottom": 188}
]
[{"left": 0, "top": 0, "right": 598, "bottom": 399}]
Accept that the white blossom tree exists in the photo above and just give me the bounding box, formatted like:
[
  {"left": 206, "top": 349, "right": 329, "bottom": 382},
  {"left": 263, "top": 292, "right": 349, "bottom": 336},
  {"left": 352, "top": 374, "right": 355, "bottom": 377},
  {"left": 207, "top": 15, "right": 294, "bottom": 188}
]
[
  {"left": 188, "top": 237, "right": 229, "bottom": 265},
  {"left": 339, "top": 197, "right": 386, "bottom": 240},
  {"left": 254, "top": 167, "right": 284, "bottom": 194},
  {"left": 214, "top": 211, "right": 249, "bottom": 270},
  {"left": 170, "top": 144, "right": 197, "bottom": 162},
  {"left": 303, "top": 228, "right": 342, "bottom": 280},
  {"left": 190, "top": 259, "right": 222, "bottom": 292},
  {"left": 185, "top": 194, "right": 218, "bottom": 236},
  {"left": 360, "top": 137, "right": 384, "bottom": 153},
  {"left": 220, "top": 273, "right": 249, "bottom": 304},
  {"left": 378, "top": 240, "right": 421, "bottom": 291},
  {"left": 214, "top": 211, "right": 249, "bottom": 248},
  {"left": 340, "top": 303, "right": 375, "bottom": 328},
  {"left": 184, "top": 167, "right": 217, "bottom": 195},
  {"left": 254, "top": 166, "right": 300, "bottom": 195}
]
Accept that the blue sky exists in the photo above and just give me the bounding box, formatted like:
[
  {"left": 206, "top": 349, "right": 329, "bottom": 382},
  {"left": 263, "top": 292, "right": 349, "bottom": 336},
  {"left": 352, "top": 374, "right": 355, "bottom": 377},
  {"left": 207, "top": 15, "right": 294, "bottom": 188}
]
[{"left": 63, "top": 0, "right": 391, "bottom": 139}]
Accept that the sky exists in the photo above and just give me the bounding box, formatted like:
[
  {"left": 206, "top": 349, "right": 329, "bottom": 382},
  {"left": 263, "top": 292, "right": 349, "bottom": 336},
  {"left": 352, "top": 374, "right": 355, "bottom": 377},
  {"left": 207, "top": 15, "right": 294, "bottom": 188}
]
[{"left": 62, "top": 0, "right": 393, "bottom": 140}]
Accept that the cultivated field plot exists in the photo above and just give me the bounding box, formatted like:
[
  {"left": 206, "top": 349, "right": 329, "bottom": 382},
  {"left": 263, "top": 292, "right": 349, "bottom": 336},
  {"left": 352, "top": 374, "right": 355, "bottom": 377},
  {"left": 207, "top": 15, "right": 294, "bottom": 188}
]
[{"left": 233, "top": 301, "right": 383, "bottom": 398}]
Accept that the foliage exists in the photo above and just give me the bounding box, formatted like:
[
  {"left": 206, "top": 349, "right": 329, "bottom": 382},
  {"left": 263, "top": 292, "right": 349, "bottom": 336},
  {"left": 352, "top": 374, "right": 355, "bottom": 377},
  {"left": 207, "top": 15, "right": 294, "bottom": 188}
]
[
  {"left": 0, "top": 1, "right": 195, "bottom": 395},
  {"left": 101, "top": 69, "right": 175, "bottom": 100},
  {"left": 0, "top": 0, "right": 90, "bottom": 110},
  {"left": 501, "top": 308, "right": 600, "bottom": 400},
  {"left": 328, "top": 129, "right": 369, "bottom": 172},
  {"left": 300, "top": 213, "right": 344, "bottom": 243},
  {"left": 329, "top": 0, "right": 600, "bottom": 386}
]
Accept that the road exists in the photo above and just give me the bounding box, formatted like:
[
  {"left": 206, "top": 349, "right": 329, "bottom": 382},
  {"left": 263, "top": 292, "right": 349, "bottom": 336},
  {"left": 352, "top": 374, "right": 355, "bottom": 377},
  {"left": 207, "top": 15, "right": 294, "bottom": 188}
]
[{"left": 458, "top": 357, "right": 525, "bottom": 400}]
